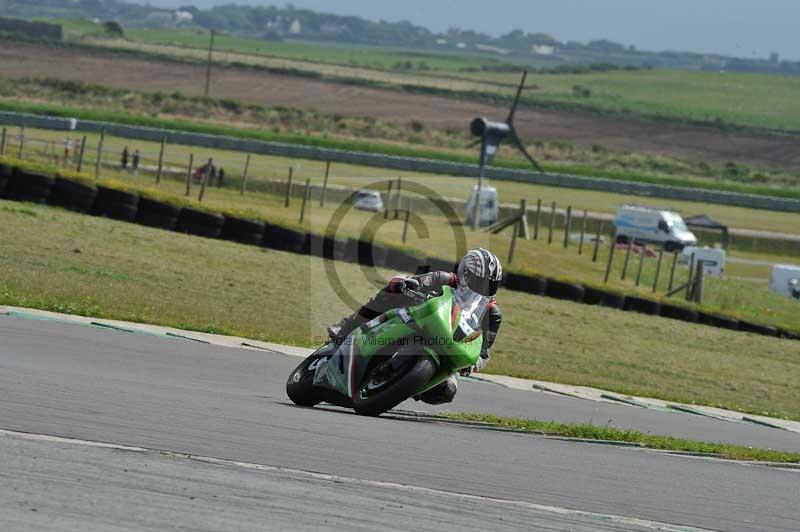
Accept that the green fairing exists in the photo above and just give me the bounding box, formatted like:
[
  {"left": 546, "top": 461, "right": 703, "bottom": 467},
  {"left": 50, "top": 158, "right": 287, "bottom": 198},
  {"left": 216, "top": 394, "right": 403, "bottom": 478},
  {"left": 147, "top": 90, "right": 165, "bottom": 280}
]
[{"left": 356, "top": 286, "right": 482, "bottom": 394}]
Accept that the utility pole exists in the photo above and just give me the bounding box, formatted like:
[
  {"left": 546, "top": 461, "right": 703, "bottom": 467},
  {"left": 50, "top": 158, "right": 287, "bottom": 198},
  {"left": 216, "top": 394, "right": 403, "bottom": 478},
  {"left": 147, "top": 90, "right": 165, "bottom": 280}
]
[{"left": 204, "top": 29, "right": 216, "bottom": 98}]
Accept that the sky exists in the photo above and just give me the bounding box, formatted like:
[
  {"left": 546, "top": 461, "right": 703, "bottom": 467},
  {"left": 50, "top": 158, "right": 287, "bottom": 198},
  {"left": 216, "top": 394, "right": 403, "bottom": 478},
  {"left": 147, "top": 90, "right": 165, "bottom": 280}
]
[{"left": 149, "top": 0, "right": 800, "bottom": 60}]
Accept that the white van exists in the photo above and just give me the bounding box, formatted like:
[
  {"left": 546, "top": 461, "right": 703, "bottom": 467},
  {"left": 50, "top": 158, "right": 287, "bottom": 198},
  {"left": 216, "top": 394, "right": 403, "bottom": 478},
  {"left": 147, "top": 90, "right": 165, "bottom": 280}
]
[
  {"left": 353, "top": 189, "right": 384, "bottom": 212},
  {"left": 770, "top": 264, "right": 800, "bottom": 300},
  {"left": 679, "top": 246, "right": 726, "bottom": 277},
  {"left": 465, "top": 185, "right": 499, "bottom": 227},
  {"left": 614, "top": 205, "right": 697, "bottom": 251}
]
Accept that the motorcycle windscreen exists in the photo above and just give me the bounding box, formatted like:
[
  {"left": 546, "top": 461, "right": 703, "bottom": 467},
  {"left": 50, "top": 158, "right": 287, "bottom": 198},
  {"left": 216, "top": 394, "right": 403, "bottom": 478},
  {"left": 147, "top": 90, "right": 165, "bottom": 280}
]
[{"left": 452, "top": 286, "right": 490, "bottom": 342}]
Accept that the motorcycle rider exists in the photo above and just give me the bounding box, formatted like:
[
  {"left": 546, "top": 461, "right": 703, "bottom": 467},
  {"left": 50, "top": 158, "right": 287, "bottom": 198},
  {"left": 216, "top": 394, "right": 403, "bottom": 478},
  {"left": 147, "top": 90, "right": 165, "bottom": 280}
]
[{"left": 327, "top": 248, "right": 503, "bottom": 405}]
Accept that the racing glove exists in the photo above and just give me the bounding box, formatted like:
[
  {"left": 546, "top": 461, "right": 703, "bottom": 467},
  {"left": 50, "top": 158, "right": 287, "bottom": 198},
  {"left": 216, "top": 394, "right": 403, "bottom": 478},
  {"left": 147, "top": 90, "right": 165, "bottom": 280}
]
[{"left": 399, "top": 277, "right": 421, "bottom": 297}]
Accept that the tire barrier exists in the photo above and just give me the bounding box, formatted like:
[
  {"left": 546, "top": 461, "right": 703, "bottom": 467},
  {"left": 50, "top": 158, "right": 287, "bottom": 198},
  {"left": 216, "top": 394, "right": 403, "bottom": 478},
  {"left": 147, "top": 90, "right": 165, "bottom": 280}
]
[
  {"left": 5, "top": 168, "right": 54, "bottom": 204},
  {"left": 221, "top": 216, "right": 266, "bottom": 246},
  {"left": 424, "top": 256, "right": 459, "bottom": 274},
  {"left": 0, "top": 163, "right": 11, "bottom": 196},
  {"left": 623, "top": 296, "right": 662, "bottom": 316},
  {"left": 261, "top": 223, "right": 306, "bottom": 254},
  {"left": 582, "top": 285, "right": 626, "bottom": 309},
  {"left": 659, "top": 303, "right": 699, "bottom": 323},
  {"left": 49, "top": 177, "right": 97, "bottom": 213},
  {"left": 135, "top": 198, "right": 181, "bottom": 231},
  {"left": 544, "top": 279, "right": 585, "bottom": 303},
  {"left": 384, "top": 247, "right": 425, "bottom": 274},
  {"left": 504, "top": 273, "right": 548, "bottom": 296},
  {"left": 1, "top": 167, "right": 797, "bottom": 342},
  {"left": 697, "top": 312, "right": 739, "bottom": 331},
  {"left": 177, "top": 208, "right": 225, "bottom": 239},
  {"left": 738, "top": 321, "right": 779, "bottom": 337},
  {"left": 94, "top": 186, "right": 139, "bottom": 222}
]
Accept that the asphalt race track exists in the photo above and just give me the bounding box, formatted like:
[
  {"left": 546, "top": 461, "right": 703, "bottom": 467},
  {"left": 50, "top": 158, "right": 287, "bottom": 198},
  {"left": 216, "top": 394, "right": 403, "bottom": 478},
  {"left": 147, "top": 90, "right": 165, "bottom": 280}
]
[{"left": 1, "top": 315, "right": 799, "bottom": 531}]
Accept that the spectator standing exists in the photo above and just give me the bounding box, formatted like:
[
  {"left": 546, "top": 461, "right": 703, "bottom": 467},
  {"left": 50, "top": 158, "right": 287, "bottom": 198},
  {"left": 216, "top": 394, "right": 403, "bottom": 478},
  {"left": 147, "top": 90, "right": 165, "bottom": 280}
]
[
  {"left": 121, "top": 146, "right": 129, "bottom": 170},
  {"left": 132, "top": 149, "right": 141, "bottom": 175}
]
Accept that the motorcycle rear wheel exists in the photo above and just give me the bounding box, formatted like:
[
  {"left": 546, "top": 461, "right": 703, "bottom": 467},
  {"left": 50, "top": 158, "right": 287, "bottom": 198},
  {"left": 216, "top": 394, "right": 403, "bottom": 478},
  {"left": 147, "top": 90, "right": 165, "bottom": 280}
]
[{"left": 353, "top": 354, "right": 436, "bottom": 417}]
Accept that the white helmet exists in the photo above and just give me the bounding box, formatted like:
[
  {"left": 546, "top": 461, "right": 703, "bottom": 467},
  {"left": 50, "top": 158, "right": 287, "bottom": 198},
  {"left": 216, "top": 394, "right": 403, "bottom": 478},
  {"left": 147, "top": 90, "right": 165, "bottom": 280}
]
[{"left": 457, "top": 248, "right": 503, "bottom": 297}]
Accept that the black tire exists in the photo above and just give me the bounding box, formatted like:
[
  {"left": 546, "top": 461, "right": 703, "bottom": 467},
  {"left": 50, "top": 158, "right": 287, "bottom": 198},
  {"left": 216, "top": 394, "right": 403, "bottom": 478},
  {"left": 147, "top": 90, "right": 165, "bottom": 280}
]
[
  {"left": 384, "top": 247, "right": 424, "bottom": 273},
  {"left": 623, "top": 296, "right": 661, "bottom": 315},
  {"left": 616, "top": 235, "right": 629, "bottom": 245},
  {"left": 286, "top": 351, "right": 330, "bottom": 407},
  {"left": 94, "top": 186, "right": 139, "bottom": 221},
  {"left": 0, "top": 163, "right": 11, "bottom": 196},
  {"left": 261, "top": 223, "right": 306, "bottom": 253},
  {"left": 135, "top": 198, "right": 181, "bottom": 231},
  {"left": 49, "top": 177, "right": 97, "bottom": 212},
  {"left": 353, "top": 354, "right": 437, "bottom": 417},
  {"left": 697, "top": 312, "right": 739, "bottom": 331},
  {"left": 659, "top": 303, "right": 698, "bottom": 323},
  {"left": 221, "top": 216, "right": 266, "bottom": 246},
  {"left": 664, "top": 242, "right": 677, "bottom": 252},
  {"left": 505, "top": 273, "right": 547, "bottom": 295},
  {"left": 424, "top": 256, "right": 458, "bottom": 274},
  {"left": 545, "top": 279, "right": 585, "bottom": 302},
  {"left": 738, "top": 321, "right": 779, "bottom": 337},
  {"left": 177, "top": 208, "right": 224, "bottom": 238},
  {"left": 5, "top": 168, "right": 54, "bottom": 203}
]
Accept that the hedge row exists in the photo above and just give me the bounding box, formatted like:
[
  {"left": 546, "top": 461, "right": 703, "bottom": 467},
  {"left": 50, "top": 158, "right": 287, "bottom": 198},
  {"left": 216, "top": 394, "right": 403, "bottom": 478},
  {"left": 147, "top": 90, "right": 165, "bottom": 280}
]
[{"left": 1, "top": 163, "right": 796, "bottom": 342}]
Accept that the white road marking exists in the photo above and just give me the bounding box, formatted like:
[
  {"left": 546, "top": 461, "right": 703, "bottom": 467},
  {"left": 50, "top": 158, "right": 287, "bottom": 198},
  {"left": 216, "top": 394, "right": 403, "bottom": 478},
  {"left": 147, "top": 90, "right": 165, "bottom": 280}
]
[{"left": 0, "top": 427, "right": 717, "bottom": 532}]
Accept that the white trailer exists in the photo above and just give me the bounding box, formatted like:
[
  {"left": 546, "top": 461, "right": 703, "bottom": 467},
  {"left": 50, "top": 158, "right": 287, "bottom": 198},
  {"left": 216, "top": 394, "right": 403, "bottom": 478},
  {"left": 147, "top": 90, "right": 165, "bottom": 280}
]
[
  {"left": 770, "top": 264, "right": 800, "bottom": 300},
  {"left": 465, "top": 185, "right": 499, "bottom": 227},
  {"left": 614, "top": 205, "right": 697, "bottom": 251}
]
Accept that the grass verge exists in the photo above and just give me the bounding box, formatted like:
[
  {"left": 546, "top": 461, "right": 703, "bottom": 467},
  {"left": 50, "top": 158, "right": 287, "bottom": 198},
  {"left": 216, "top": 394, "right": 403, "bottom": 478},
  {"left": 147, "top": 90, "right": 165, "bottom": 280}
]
[
  {"left": 1, "top": 200, "right": 799, "bottom": 420},
  {"left": 2, "top": 98, "right": 800, "bottom": 201},
  {"left": 443, "top": 413, "right": 800, "bottom": 463}
]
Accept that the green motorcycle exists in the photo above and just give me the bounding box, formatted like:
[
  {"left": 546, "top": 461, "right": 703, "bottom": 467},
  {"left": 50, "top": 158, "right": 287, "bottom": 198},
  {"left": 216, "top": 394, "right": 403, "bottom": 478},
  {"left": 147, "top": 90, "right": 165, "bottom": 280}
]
[{"left": 286, "top": 285, "right": 488, "bottom": 416}]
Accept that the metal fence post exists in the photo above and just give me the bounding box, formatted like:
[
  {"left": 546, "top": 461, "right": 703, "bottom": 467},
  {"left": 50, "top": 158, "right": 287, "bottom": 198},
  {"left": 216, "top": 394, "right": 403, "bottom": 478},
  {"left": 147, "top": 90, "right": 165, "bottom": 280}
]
[
  {"left": 155, "top": 136, "right": 166, "bottom": 184},
  {"left": 185, "top": 153, "right": 194, "bottom": 196},
  {"left": 604, "top": 235, "right": 617, "bottom": 283},
  {"left": 0, "top": 127, "right": 6, "bottom": 156},
  {"left": 402, "top": 199, "right": 411, "bottom": 243},
  {"left": 685, "top": 253, "right": 696, "bottom": 300},
  {"left": 17, "top": 126, "right": 25, "bottom": 159},
  {"left": 533, "top": 199, "right": 541, "bottom": 240},
  {"left": 94, "top": 128, "right": 105, "bottom": 178},
  {"left": 76, "top": 135, "right": 87, "bottom": 172},
  {"left": 592, "top": 222, "right": 604, "bottom": 263},
  {"left": 547, "top": 201, "right": 556, "bottom": 244},
  {"left": 320, "top": 160, "right": 331, "bottom": 207},
  {"left": 668, "top": 251, "right": 679, "bottom": 292},
  {"left": 694, "top": 261, "right": 705, "bottom": 303},
  {"left": 518, "top": 198, "right": 530, "bottom": 238},
  {"left": 240, "top": 154, "right": 250, "bottom": 195},
  {"left": 508, "top": 216, "right": 519, "bottom": 264},
  {"left": 652, "top": 250, "right": 664, "bottom": 293},
  {"left": 635, "top": 246, "right": 646, "bottom": 286},
  {"left": 578, "top": 209, "right": 587, "bottom": 255},
  {"left": 299, "top": 179, "right": 311, "bottom": 223},
  {"left": 284, "top": 167, "right": 293, "bottom": 207},
  {"left": 394, "top": 177, "right": 403, "bottom": 219},
  {"left": 563, "top": 206, "right": 572, "bottom": 248},
  {"left": 198, "top": 164, "right": 211, "bottom": 202},
  {"left": 384, "top": 180, "right": 394, "bottom": 219},
  {"left": 621, "top": 240, "right": 634, "bottom": 280}
]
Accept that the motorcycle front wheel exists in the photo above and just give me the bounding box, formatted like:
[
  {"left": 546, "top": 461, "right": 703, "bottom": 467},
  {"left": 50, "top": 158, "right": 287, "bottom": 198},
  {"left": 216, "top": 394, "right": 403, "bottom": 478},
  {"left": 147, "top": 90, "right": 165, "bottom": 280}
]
[
  {"left": 353, "top": 354, "right": 436, "bottom": 417},
  {"left": 286, "top": 349, "right": 330, "bottom": 407}
]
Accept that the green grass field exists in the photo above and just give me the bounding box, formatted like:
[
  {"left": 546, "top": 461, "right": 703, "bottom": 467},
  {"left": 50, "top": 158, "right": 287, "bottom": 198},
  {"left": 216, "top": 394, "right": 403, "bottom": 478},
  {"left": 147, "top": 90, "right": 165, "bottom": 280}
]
[
  {"left": 77, "top": 28, "right": 800, "bottom": 133},
  {"left": 4, "top": 148, "right": 799, "bottom": 334},
  {"left": 9, "top": 125, "right": 800, "bottom": 239},
  {"left": 1, "top": 200, "right": 799, "bottom": 420}
]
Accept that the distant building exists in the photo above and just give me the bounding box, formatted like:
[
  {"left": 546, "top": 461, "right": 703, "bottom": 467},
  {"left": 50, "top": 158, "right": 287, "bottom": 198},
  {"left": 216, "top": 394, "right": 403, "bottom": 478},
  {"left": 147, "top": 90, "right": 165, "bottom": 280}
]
[
  {"left": 289, "top": 19, "right": 302, "bottom": 34},
  {"left": 174, "top": 11, "right": 193, "bottom": 24},
  {"left": 476, "top": 43, "right": 511, "bottom": 55},
  {"left": 532, "top": 44, "right": 556, "bottom": 56},
  {"left": 436, "top": 38, "right": 448, "bottom": 45}
]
